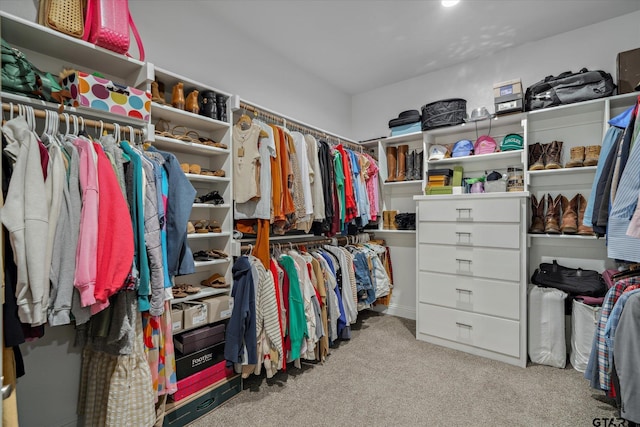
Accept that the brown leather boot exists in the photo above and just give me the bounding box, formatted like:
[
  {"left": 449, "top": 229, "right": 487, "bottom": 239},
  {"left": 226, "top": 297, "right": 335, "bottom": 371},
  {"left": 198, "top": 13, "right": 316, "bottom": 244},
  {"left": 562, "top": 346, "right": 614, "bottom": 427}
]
[
  {"left": 171, "top": 82, "right": 185, "bottom": 110},
  {"left": 577, "top": 193, "right": 595, "bottom": 236},
  {"left": 385, "top": 146, "right": 397, "bottom": 182},
  {"left": 529, "top": 194, "right": 545, "bottom": 234},
  {"left": 544, "top": 194, "right": 562, "bottom": 234},
  {"left": 584, "top": 145, "right": 601, "bottom": 167},
  {"left": 566, "top": 146, "right": 585, "bottom": 168},
  {"left": 560, "top": 195, "right": 578, "bottom": 234},
  {"left": 396, "top": 145, "right": 408, "bottom": 181},
  {"left": 389, "top": 210, "right": 398, "bottom": 230},
  {"left": 545, "top": 140, "right": 563, "bottom": 169},
  {"left": 151, "top": 80, "right": 166, "bottom": 104},
  {"left": 383, "top": 211, "right": 390, "bottom": 230},
  {"left": 528, "top": 142, "right": 545, "bottom": 171}
]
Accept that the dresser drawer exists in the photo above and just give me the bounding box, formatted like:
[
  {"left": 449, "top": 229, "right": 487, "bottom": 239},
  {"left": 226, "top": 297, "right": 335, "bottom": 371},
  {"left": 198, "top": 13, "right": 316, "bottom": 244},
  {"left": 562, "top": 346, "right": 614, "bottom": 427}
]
[
  {"left": 418, "top": 271, "right": 520, "bottom": 320},
  {"left": 418, "top": 244, "right": 520, "bottom": 282},
  {"left": 418, "top": 222, "right": 520, "bottom": 249},
  {"left": 418, "top": 304, "right": 520, "bottom": 357},
  {"left": 418, "top": 197, "right": 521, "bottom": 223}
]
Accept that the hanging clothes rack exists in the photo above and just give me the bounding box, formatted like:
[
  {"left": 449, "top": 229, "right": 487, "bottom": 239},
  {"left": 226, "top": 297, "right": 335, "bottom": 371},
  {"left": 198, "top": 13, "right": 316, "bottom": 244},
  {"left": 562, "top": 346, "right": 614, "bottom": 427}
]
[
  {"left": 237, "top": 100, "right": 363, "bottom": 152},
  {"left": 1, "top": 102, "right": 146, "bottom": 137},
  {"left": 239, "top": 232, "right": 375, "bottom": 252}
]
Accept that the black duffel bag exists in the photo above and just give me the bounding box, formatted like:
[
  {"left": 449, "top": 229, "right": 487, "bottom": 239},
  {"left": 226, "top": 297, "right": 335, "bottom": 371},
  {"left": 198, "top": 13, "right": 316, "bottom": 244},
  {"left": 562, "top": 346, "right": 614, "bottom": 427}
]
[
  {"left": 524, "top": 68, "right": 616, "bottom": 111},
  {"left": 531, "top": 260, "right": 606, "bottom": 297},
  {"left": 421, "top": 98, "right": 467, "bottom": 131}
]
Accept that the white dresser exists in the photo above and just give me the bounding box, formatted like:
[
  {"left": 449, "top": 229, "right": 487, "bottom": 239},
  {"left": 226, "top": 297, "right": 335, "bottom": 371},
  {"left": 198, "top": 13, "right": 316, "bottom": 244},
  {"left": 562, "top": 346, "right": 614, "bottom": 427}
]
[{"left": 414, "top": 193, "right": 528, "bottom": 367}]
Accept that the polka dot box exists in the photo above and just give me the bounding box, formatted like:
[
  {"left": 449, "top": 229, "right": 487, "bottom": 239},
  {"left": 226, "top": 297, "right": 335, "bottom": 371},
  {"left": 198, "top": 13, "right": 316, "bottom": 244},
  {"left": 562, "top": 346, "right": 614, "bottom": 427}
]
[{"left": 62, "top": 71, "right": 151, "bottom": 121}]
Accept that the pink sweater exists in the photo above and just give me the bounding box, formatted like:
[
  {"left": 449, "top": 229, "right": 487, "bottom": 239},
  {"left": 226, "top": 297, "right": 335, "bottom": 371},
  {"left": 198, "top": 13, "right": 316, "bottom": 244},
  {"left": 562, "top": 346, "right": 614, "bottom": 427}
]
[{"left": 73, "top": 138, "right": 99, "bottom": 307}]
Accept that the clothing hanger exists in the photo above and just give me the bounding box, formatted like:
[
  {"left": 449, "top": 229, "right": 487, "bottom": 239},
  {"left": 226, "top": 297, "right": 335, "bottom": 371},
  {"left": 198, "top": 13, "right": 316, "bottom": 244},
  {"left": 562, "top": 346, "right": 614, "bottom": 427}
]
[
  {"left": 612, "top": 263, "right": 640, "bottom": 280},
  {"left": 236, "top": 108, "right": 253, "bottom": 131},
  {"left": 244, "top": 244, "right": 253, "bottom": 256}
]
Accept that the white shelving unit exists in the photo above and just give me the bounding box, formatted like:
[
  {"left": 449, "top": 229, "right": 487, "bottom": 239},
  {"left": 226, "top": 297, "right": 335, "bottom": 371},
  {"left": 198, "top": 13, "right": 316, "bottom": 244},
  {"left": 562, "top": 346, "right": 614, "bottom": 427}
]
[{"left": 148, "top": 65, "right": 235, "bottom": 304}]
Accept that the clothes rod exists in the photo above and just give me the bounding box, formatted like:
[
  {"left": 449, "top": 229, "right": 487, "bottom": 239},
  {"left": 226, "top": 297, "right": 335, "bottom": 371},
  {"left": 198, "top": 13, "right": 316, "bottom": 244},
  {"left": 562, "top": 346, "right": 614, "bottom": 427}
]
[
  {"left": 2, "top": 102, "right": 146, "bottom": 136},
  {"left": 237, "top": 100, "right": 362, "bottom": 151}
]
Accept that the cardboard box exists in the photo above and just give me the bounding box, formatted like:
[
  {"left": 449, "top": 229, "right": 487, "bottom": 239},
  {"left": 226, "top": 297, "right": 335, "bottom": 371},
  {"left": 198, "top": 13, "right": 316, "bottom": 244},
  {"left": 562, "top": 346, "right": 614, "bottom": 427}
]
[
  {"left": 495, "top": 94, "right": 524, "bottom": 115},
  {"left": 493, "top": 79, "right": 523, "bottom": 98},
  {"left": 179, "top": 302, "right": 209, "bottom": 330},
  {"left": 198, "top": 295, "right": 233, "bottom": 324},
  {"left": 171, "top": 308, "right": 184, "bottom": 334},
  {"left": 617, "top": 47, "right": 640, "bottom": 94},
  {"left": 174, "top": 323, "right": 226, "bottom": 354},
  {"left": 170, "top": 360, "right": 235, "bottom": 402},
  {"left": 175, "top": 341, "right": 225, "bottom": 380},
  {"left": 61, "top": 71, "right": 151, "bottom": 121}
]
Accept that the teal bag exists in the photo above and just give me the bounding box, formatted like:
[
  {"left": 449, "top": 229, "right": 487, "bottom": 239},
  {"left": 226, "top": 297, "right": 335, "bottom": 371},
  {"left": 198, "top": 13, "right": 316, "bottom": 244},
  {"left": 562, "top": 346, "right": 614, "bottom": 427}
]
[{"left": 1, "top": 38, "right": 62, "bottom": 103}]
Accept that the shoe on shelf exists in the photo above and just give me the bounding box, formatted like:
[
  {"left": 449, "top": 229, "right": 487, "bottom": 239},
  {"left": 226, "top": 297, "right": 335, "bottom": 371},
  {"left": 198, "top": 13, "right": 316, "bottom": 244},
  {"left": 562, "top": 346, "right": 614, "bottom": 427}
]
[
  {"left": 175, "top": 283, "right": 201, "bottom": 294},
  {"left": 544, "top": 194, "right": 562, "bottom": 234},
  {"left": 528, "top": 142, "right": 545, "bottom": 171},
  {"left": 560, "top": 195, "right": 578, "bottom": 234},
  {"left": 187, "top": 221, "right": 195, "bottom": 234},
  {"left": 584, "top": 145, "right": 601, "bottom": 167},
  {"left": 193, "top": 220, "right": 210, "bottom": 233},
  {"left": 180, "top": 163, "right": 190, "bottom": 173},
  {"left": 200, "top": 190, "right": 225, "bottom": 205},
  {"left": 171, "top": 82, "right": 185, "bottom": 110},
  {"left": 201, "top": 273, "right": 228, "bottom": 288},
  {"left": 206, "top": 249, "right": 228, "bottom": 259},
  {"left": 528, "top": 195, "right": 545, "bottom": 234},
  {"left": 544, "top": 140, "right": 563, "bottom": 169},
  {"left": 151, "top": 80, "right": 166, "bottom": 105},
  {"left": 188, "top": 164, "right": 201, "bottom": 175},
  {"left": 208, "top": 220, "right": 222, "bottom": 233},
  {"left": 185, "top": 90, "right": 199, "bottom": 114},
  {"left": 566, "top": 146, "right": 585, "bottom": 168}
]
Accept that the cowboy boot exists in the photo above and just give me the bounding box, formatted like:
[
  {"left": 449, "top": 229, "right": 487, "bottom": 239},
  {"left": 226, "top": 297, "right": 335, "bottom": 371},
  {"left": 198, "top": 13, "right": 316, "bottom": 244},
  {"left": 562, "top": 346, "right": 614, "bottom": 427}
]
[
  {"left": 577, "top": 193, "right": 595, "bottom": 236},
  {"left": 415, "top": 150, "right": 424, "bottom": 181},
  {"left": 385, "top": 146, "right": 397, "bottom": 182},
  {"left": 406, "top": 152, "right": 415, "bottom": 181},
  {"left": 396, "top": 145, "right": 408, "bottom": 181},
  {"left": 545, "top": 140, "right": 563, "bottom": 169},
  {"left": 171, "top": 82, "right": 185, "bottom": 110},
  {"left": 528, "top": 142, "right": 545, "bottom": 171},
  {"left": 566, "top": 146, "right": 585, "bottom": 168},
  {"left": 544, "top": 194, "right": 562, "bottom": 234},
  {"left": 584, "top": 145, "right": 601, "bottom": 167},
  {"left": 389, "top": 210, "right": 398, "bottom": 230},
  {"left": 560, "top": 195, "right": 578, "bottom": 234},
  {"left": 383, "top": 211, "right": 390, "bottom": 229},
  {"left": 529, "top": 194, "right": 545, "bottom": 234}
]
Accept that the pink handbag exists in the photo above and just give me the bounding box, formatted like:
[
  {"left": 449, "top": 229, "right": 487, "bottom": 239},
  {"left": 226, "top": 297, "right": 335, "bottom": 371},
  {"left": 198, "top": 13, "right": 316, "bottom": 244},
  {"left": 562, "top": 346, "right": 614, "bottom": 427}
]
[{"left": 82, "top": 0, "right": 145, "bottom": 61}]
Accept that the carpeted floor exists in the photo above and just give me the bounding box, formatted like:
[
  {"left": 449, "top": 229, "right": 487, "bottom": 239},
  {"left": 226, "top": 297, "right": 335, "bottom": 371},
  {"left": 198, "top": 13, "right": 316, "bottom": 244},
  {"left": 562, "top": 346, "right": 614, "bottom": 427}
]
[{"left": 189, "top": 311, "right": 619, "bottom": 427}]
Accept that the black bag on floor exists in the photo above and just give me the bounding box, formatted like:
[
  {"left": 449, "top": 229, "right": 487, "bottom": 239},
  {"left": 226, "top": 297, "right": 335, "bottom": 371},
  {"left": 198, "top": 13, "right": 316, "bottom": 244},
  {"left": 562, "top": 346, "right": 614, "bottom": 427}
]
[
  {"left": 421, "top": 98, "right": 467, "bottom": 130},
  {"left": 530, "top": 260, "right": 606, "bottom": 297},
  {"left": 524, "top": 68, "right": 616, "bottom": 111}
]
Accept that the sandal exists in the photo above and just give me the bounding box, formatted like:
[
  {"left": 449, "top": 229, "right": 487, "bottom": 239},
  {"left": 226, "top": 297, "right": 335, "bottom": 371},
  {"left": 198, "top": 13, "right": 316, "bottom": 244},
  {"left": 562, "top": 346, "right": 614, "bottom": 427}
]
[
  {"left": 194, "top": 220, "right": 210, "bottom": 233},
  {"left": 206, "top": 249, "right": 228, "bottom": 259},
  {"left": 200, "top": 191, "right": 225, "bottom": 205},
  {"left": 200, "top": 168, "right": 215, "bottom": 176},
  {"left": 172, "top": 288, "right": 188, "bottom": 298},
  {"left": 171, "top": 126, "right": 200, "bottom": 143},
  {"left": 212, "top": 170, "right": 225, "bottom": 177},
  {"left": 176, "top": 283, "right": 201, "bottom": 294},
  {"left": 180, "top": 163, "right": 190, "bottom": 173},
  {"left": 187, "top": 221, "right": 195, "bottom": 234},
  {"left": 198, "top": 137, "right": 228, "bottom": 150},
  {"left": 193, "top": 250, "right": 214, "bottom": 261},
  {"left": 208, "top": 220, "right": 222, "bottom": 233},
  {"left": 154, "top": 119, "right": 174, "bottom": 138},
  {"left": 189, "top": 164, "right": 201, "bottom": 175},
  {"left": 200, "top": 273, "right": 228, "bottom": 288}
]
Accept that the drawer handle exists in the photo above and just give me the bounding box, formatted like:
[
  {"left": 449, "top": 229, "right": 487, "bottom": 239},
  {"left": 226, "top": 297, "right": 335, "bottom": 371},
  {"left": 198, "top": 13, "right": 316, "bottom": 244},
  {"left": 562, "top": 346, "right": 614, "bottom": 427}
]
[
  {"left": 197, "top": 397, "right": 216, "bottom": 411},
  {"left": 455, "top": 258, "right": 472, "bottom": 264},
  {"left": 455, "top": 288, "right": 472, "bottom": 294},
  {"left": 456, "top": 322, "right": 473, "bottom": 329},
  {"left": 455, "top": 231, "right": 472, "bottom": 246},
  {"left": 455, "top": 208, "right": 473, "bottom": 222}
]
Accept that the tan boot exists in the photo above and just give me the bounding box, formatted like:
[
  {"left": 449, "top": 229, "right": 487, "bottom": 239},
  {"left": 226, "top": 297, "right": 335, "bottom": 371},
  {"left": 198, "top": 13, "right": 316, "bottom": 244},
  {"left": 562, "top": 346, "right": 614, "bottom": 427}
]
[
  {"left": 171, "top": 82, "right": 185, "bottom": 110},
  {"left": 544, "top": 194, "right": 562, "bottom": 234},
  {"left": 560, "top": 195, "right": 578, "bottom": 234},
  {"left": 529, "top": 194, "right": 545, "bottom": 234},
  {"left": 383, "top": 211, "right": 390, "bottom": 230},
  {"left": 577, "top": 193, "right": 595, "bottom": 236},
  {"left": 584, "top": 145, "right": 601, "bottom": 167},
  {"left": 566, "top": 146, "right": 585, "bottom": 168},
  {"left": 389, "top": 210, "right": 398, "bottom": 230},
  {"left": 528, "top": 142, "right": 545, "bottom": 171},
  {"left": 151, "top": 80, "right": 166, "bottom": 104},
  {"left": 396, "top": 145, "right": 408, "bottom": 181},
  {"left": 185, "top": 90, "right": 200, "bottom": 114},
  {"left": 385, "top": 146, "right": 397, "bottom": 182},
  {"left": 545, "top": 140, "right": 563, "bottom": 169}
]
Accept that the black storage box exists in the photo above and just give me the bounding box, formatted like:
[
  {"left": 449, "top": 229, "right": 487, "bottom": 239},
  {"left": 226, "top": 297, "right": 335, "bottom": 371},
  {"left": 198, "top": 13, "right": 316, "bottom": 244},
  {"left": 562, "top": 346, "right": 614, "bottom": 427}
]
[
  {"left": 427, "top": 168, "right": 454, "bottom": 177},
  {"left": 421, "top": 98, "right": 467, "bottom": 131},
  {"left": 175, "top": 341, "right": 226, "bottom": 380},
  {"left": 163, "top": 375, "right": 242, "bottom": 427},
  {"left": 174, "top": 323, "right": 226, "bottom": 355}
]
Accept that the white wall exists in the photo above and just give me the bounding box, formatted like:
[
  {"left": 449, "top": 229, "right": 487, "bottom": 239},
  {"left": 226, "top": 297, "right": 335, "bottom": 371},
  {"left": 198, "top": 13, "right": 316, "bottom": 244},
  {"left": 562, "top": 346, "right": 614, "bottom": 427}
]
[
  {"left": 352, "top": 10, "right": 640, "bottom": 141},
  {"left": 1, "top": 0, "right": 354, "bottom": 138}
]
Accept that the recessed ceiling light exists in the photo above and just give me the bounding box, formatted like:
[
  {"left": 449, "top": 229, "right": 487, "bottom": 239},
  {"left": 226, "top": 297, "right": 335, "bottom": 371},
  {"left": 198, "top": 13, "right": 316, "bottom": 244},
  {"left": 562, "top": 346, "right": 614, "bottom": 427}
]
[{"left": 442, "top": 0, "right": 460, "bottom": 7}]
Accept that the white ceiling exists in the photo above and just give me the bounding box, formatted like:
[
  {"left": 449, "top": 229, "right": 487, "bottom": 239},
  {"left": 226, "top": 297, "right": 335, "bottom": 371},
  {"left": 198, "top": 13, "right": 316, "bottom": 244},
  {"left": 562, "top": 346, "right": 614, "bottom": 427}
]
[{"left": 209, "top": 0, "right": 640, "bottom": 95}]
